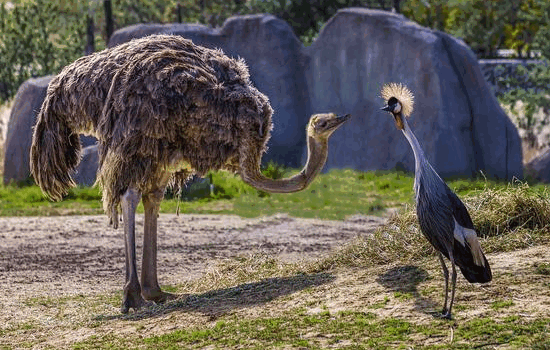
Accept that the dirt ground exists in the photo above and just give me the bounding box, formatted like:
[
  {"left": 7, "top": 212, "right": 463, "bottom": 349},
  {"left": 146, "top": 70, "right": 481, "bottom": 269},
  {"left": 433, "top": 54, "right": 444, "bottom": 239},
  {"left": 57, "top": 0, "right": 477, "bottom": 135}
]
[
  {"left": 1, "top": 212, "right": 550, "bottom": 349},
  {"left": 0, "top": 213, "right": 385, "bottom": 339}
]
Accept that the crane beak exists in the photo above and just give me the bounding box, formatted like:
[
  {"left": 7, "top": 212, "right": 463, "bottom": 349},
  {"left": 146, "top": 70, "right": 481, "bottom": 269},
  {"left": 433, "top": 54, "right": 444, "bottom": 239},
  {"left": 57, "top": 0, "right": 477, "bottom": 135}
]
[{"left": 380, "top": 104, "right": 404, "bottom": 130}]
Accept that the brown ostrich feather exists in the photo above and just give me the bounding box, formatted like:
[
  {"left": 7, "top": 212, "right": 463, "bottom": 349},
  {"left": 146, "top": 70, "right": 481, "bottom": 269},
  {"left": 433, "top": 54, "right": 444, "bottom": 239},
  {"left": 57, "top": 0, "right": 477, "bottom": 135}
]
[
  {"left": 30, "top": 34, "right": 273, "bottom": 220},
  {"left": 380, "top": 82, "right": 414, "bottom": 117}
]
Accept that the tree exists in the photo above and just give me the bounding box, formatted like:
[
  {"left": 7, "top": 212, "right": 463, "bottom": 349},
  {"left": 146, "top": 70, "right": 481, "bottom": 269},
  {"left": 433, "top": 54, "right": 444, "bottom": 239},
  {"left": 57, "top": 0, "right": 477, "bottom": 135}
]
[{"left": 0, "top": 0, "right": 84, "bottom": 103}]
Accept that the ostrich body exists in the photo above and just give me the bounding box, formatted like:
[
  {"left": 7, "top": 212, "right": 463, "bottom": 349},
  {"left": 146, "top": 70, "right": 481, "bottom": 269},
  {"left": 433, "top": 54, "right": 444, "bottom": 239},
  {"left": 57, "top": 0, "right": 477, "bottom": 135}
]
[
  {"left": 380, "top": 83, "right": 491, "bottom": 319},
  {"left": 30, "top": 34, "right": 350, "bottom": 313}
]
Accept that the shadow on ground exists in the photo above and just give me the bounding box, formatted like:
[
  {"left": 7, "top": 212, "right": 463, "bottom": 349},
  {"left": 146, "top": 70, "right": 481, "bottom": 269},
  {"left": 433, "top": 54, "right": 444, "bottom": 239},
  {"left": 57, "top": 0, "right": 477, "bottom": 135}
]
[
  {"left": 98, "top": 272, "right": 335, "bottom": 321},
  {"left": 376, "top": 265, "right": 440, "bottom": 314}
]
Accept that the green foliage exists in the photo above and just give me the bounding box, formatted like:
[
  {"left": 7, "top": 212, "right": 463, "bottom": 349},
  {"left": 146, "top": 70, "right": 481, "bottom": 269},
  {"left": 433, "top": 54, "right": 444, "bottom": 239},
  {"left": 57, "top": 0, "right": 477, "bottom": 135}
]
[
  {"left": 401, "top": 0, "right": 454, "bottom": 32},
  {"left": 0, "top": 0, "right": 85, "bottom": 103},
  {"left": 446, "top": 0, "right": 513, "bottom": 57},
  {"left": 532, "top": 0, "right": 550, "bottom": 58},
  {"left": 496, "top": 59, "right": 550, "bottom": 147}
]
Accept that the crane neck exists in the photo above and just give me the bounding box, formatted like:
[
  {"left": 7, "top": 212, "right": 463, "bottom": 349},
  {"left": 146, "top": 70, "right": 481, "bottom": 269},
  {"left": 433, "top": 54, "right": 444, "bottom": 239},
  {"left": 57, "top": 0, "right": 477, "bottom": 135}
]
[
  {"left": 400, "top": 116, "right": 425, "bottom": 171},
  {"left": 399, "top": 115, "right": 444, "bottom": 196}
]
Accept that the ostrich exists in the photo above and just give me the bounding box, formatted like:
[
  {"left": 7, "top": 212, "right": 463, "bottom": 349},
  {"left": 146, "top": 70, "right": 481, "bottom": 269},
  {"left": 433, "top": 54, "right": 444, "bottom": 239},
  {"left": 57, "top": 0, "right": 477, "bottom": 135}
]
[
  {"left": 30, "top": 34, "right": 350, "bottom": 313},
  {"left": 380, "top": 83, "right": 491, "bottom": 319}
]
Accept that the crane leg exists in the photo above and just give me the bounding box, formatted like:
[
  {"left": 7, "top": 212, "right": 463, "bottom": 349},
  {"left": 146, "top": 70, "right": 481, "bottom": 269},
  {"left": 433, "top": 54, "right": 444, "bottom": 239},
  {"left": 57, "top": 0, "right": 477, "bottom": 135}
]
[
  {"left": 141, "top": 185, "right": 175, "bottom": 303},
  {"left": 438, "top": 253, "right": 450, "bottom": 316},
  {"left": 444, "top": 258, "right": 458, "bottom": 320},
  {"left": 120, "top": 186, "right": 147, "bottom": 314}
]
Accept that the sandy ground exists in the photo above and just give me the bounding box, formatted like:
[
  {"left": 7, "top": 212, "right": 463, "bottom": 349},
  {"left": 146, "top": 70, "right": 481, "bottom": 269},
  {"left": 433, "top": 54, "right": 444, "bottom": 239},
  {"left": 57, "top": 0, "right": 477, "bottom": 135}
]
[
  {"left": 0, "top": 213, "right": 385, "bottom": 325},
  {"left": 1, "top": 213, "right": 549, "bottom": 349}
]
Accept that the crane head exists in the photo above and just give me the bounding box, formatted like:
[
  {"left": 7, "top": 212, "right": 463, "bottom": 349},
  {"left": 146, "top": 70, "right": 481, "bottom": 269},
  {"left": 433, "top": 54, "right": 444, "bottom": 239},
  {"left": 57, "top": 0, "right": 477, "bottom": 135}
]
[
  {"left": 380, "top": 83, "right": 414, "bottom": 130},
  {"left": 307, "top": 113, "right": 351, "bottom": 140}
]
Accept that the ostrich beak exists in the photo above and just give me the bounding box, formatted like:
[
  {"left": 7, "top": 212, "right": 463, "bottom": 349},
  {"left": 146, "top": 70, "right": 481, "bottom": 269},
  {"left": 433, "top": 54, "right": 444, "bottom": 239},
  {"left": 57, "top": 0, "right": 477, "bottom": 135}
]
[
  {"left": 330, "top": 113, "right": 351, "bottom": 130},
  {"left": 338, "top": 113, "right": 351, "bottom": 123}
]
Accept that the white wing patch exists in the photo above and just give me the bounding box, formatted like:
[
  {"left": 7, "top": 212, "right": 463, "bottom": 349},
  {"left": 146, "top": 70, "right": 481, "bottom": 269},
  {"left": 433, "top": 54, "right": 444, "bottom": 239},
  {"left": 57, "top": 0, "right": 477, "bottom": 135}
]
[{"left": 453, "top": 218, "right": 485, "bottom": 267}]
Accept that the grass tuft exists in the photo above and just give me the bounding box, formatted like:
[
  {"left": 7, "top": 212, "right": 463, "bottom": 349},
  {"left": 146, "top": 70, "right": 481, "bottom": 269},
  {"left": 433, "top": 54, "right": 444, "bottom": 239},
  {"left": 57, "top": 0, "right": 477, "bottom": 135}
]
[{"left": 314, "top": 181, "right": 550, "bottom": 270}]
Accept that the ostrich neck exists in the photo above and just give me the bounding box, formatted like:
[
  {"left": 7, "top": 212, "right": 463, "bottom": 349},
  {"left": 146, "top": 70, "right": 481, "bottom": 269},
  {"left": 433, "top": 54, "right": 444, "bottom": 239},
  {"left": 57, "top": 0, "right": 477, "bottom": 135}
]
[{"left": 241, "top": 136, "right": 328, "bottom": 193}]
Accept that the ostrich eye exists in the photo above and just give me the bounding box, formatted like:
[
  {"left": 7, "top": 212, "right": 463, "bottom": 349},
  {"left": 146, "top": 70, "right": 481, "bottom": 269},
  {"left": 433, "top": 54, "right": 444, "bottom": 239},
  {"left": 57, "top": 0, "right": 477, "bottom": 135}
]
[{"left": 317, "top": 120, "right": 327, "bottom": 129}]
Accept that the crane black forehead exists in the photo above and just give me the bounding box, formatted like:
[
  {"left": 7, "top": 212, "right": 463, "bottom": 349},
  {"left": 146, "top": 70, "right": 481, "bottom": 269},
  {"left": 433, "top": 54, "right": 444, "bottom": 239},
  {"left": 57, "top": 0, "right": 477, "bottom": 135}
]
[{"left": 387, "top": 97, "right": 399, "bottom": 105}]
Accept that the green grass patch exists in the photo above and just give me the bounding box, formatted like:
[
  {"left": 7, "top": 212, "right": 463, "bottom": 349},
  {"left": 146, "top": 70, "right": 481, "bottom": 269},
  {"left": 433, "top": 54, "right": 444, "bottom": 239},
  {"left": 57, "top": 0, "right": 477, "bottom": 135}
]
[
  {"left": 0, "top": 169, "right": 521, "bottom": 219},
  {"left": 490, "top": 299, "right": 515, "bottom": 310},
  {"left": 69, "top": 310, "right": 550, "bottom": 349},
  {"left": 534, "top": 262, "right": 550, "bottom": 275}
]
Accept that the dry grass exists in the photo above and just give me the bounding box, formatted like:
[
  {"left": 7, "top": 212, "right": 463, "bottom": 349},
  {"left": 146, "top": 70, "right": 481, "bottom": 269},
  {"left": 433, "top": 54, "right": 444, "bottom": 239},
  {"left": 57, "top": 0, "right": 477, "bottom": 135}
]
[{"left": 315, "top": 182, "right": 550, "bottom": 271}]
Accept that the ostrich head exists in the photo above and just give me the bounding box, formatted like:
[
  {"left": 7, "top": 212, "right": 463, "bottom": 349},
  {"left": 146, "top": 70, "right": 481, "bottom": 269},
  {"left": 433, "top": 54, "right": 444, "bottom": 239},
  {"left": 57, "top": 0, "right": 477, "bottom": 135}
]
[
  {"left": 380, "top": 83, "right": 414, "bottom": 130},
  {"left": 307, "top": 113, "right": 351, "bottom": 141}
]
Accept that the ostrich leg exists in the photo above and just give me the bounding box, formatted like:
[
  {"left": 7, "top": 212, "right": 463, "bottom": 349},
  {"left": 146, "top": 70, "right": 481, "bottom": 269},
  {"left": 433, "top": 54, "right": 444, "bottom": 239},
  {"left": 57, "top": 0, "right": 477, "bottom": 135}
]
[
  {"left": 120, "top": 186, "right": 146, "bottom": 313},
  {"left": 141, "top": 186, "right": 175, "bottom": 303}
]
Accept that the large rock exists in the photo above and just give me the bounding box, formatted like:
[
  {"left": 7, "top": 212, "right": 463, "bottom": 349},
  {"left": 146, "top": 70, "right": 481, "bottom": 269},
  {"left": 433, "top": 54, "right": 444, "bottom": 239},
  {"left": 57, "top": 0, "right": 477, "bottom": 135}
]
[
  {"left": 525, "top": 148, "right": 550, "bottom": 183},
  {"left": 304, "top": 8, "right": 522, "bottom": 179},
  {"left": 3, "top": 76, "right": 97, "bottom": 185},
  {"left": 6, "top": 10, "right": 523, "bottom": 185},
  {"left": 3, "top": 76, "right": 52, "bottom": 185},
  {"left": 74, "top": 145, "right": 99, "bottom": 187},
  {"left": 109, "top": 15, "right": 309, "bottom": 167}
]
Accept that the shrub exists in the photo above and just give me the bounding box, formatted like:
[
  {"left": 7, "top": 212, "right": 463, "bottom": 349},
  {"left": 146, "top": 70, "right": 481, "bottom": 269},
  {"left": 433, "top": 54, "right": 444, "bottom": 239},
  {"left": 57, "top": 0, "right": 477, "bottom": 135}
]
[{"left": 0, "top": 0, "right": 85, "bottom": 103}]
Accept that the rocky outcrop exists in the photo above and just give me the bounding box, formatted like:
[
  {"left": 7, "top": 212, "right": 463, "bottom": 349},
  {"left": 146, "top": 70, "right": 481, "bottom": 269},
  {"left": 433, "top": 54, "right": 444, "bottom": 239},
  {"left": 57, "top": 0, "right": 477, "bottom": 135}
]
[
  {"left": 304, "top": 8, "right": 522, "bottom": 179},
  {"left": 525, "top": 148, "right": 550, "bottom": 183},
  {"left": 3, "top": 77, "right": 52, "bottom": 185},
  {"left": 3, "top": 76, "right": 97, "bottom": 185},
  {"left": 74, "top": 145, "right": 99, "bottom": 187},
  {"left": 5, "top": 9, "right": 523, "bottom": 186}
]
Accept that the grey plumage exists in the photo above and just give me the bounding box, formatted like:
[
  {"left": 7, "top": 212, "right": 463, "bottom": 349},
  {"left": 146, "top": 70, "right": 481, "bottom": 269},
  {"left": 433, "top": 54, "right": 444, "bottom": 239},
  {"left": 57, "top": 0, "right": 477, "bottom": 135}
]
[
  {"left": 30, "top": 34, "right": 349, "bottom": 313},
  {"left": 381, "top": 83, "right": 491, "bottom": 319}
]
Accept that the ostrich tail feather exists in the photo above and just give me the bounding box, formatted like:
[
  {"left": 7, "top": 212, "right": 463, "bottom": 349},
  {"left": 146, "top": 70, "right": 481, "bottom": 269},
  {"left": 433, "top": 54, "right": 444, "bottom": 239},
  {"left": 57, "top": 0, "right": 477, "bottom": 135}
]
[{"left": 30, "top": 97, "right": 80, "bottom": 201}]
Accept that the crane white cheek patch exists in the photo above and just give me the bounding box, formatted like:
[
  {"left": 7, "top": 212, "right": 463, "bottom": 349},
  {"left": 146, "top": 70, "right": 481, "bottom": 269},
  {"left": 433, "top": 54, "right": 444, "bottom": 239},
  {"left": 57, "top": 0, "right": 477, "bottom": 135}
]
[{"left": 453, "top": 218, "right": 485, "bottom": 267}]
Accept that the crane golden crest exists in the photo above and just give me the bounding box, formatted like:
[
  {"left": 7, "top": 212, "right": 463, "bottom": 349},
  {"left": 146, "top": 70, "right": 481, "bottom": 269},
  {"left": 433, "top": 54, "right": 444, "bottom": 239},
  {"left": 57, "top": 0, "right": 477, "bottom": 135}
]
[{"left": 380, "top": 83, "right": 415, "bottom": 117}]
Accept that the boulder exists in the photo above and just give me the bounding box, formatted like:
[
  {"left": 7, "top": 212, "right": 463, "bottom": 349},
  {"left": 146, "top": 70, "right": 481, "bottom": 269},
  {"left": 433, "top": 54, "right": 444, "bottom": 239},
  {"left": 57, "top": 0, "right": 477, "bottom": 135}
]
[
  {"left": 74, "top": 144, "right": 99, "bottom": 187},
  {"left": 525, "top": 148, "right": 550, "bottom": 183},
  {"left": 108, "top": 15, "right": 309, "bottom": 167},
  {"left": 3, "top": 76, "right": 97, "bottom": 185},
  {"left": 304, "top": 8, "right": 522, "bottom": 180},
  {"left": 3, "top": 76, "right": 52, "bottom": 185},
  {"left": 6, "top": 10, "right": 523, "bottom": 186}
]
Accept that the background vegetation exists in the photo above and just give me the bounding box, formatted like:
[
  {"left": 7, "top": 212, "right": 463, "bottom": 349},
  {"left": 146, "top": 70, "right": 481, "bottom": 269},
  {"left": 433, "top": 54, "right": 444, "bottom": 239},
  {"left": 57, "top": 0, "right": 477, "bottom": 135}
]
[{"left": 1, "top": 0, "right": 550, "bottom": 104}]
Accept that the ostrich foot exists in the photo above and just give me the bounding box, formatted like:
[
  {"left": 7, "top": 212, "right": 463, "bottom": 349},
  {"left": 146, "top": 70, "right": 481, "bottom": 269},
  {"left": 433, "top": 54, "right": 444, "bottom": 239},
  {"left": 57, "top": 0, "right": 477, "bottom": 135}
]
[
  {"left": 142, "top": 287, "right": 177, "bottom": 304},
  {"left": 121, "top": 291, "right": 151, "bottom": 314}
]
